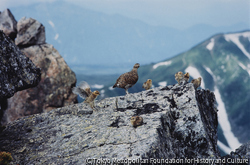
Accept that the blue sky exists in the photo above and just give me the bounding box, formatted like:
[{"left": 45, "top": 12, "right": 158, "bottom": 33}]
[{"left": 1, "top": 0, "right": 249, "bottom": 29}]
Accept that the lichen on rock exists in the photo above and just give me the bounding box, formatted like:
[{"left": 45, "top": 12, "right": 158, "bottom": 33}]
[{"left": 0, "top": 83, "right": 222, "bottom": 164}]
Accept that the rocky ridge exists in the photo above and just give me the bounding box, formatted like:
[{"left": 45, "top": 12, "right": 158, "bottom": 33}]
[
  {"left": 0, "top": 83, "right": 222, "bottom": 164},
  {"left": 0, "top": 9, "right": 77, "bottom": 124}
]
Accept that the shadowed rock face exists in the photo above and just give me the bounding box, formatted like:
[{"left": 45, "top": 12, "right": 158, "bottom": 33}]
[
  {"left": 0, "top": 84, "right": 222, "bottom": 164},
  {"left": 2, "top": 44, "right": 77, "bottom": 124},
  {"left": 0, "top": 31, "right": 41, "bottom": 99},
  {"left": 0, "top": 30, "right": 41, "bottom": 121}
]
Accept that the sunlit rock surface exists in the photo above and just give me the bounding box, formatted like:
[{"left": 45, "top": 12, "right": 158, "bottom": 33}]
[{"left": 0, "top": 83, "right": 222, "bottom": 164}]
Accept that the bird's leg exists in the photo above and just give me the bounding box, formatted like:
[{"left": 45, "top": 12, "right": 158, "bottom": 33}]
[
  {"left": 89, "top": 102, "right": 96, "bottom": 111},
  {"left": 125, "top": 89, "right": 129, "bottom": 95}
]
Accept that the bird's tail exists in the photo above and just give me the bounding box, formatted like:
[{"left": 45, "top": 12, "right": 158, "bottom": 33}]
[{"left": 113, "top": 84, "right": 117, "bottom": 88}]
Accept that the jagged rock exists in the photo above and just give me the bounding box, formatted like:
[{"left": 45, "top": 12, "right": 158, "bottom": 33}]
[
  {"left": 15, "top": 17, "right": 45, "bottom": 46},
  {"left": 0, "top": 84, "right": 221, "bottom": 164},
  {"left": 223, "top": 141, "right": 250, "bottom": 164},
  {"left": 0, "top": 30, "right": 41, "bottom": 114},
  {"left": 1, "top": 44, "right": 77, "bottom": 124},
  {"left": 0, "top": 9, "right": 17, "bottom": 40}
]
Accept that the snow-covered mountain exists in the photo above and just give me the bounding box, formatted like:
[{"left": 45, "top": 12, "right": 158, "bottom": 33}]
[
  {"left": 98, "top": 31, "right": 250, "bottom": 155},
  {"left": 8, "top": 1, "right": 249, "bottom": 74}
]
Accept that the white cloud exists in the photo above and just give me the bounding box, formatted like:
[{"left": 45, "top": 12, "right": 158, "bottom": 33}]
[
  {"left": 48, "top": 20, "right": 55, "bottom": 28},
  {"left": 54, "top": 33, "right": 59, "bottom": 40}
]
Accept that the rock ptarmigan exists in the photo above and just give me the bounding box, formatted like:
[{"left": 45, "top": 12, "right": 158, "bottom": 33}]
[
  {"left": 191, "top": 77, "right": 202, "bottom": 89},
  {"left": 113, "top": 63, "right": 140, "bottom": 94},
  {"left": 142, "top": 79, "right": 152, "bottom": 90},
  {"left": 130, "top": 116, "right": 143, "bottom": 127},
  {"left": 175, "top": 71, "right": 184, "bottom": 85},
  {"left": 72, "top": 81, "right": 100, "bottom": 110}
]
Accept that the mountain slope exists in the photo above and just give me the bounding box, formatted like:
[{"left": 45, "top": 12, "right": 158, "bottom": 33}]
[
  {"left": 100, "top": 30, "right": 250, "bottom": 154},
  {"left": 8, "top": 1, "right": 249, "bottom": 74}
]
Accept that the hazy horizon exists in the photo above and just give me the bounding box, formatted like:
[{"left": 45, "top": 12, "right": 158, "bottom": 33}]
[{"left": 1, "top": 0, "right": 249, "bottom": 30}]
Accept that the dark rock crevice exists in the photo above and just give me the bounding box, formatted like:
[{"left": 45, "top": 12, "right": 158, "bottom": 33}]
[{"left": 0, "top": 83, "right": 226, "bottom": 164}]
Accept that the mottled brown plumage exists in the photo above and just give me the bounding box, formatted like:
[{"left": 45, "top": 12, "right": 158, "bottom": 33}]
[
  {"left": 130, "top": 116, "right": 143, "bottom": 127},
  {"left": 142, "top": 79, "right": 152, "bottom": 90},
  {"left": 113, "top": 63, "right": 140, "bottom": 94},
  {"left": 182, "top": 72, "right": 190, "bottom": 84},
  {"left": 72, "top": 81, "right": 100, "bottom": 110},
  {"left": 175, "top": 71, "right": 184, "bottom": 85},
  {"left": 191, "top": 77, "right": 202, "bottom": 89}
]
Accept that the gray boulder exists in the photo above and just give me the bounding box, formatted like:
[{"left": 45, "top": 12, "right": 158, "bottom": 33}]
[
  {"left": 0, "top": 83, "right": 221, "bottom": 164},
  {"left": 15, "top": 17, "right": 45, "bottom": 46},
  {"left": 0, "top": 30, "right": 41, "bottom": 99},
  {"left": 1, "top": 44, "right": 77, "bottom": 124},
  {"left": 0, "top": 9, "right": 17, "bottom": 40}
]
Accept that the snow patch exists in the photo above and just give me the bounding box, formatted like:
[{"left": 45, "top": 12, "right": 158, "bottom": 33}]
[
  {"left": 109, "top": 86, "right": 114, "bottom": 90},
  {"left": 158, "top": 81, "right": 167, "bottom": 87},
  {"left": 206, "top": 38, "right": 214, "bottom": 51},
  {"left": 217, "top": 140, "right": 232, "bottom": 154},
  {"left": 48, "top": 20, "right": 55, "bottom": 28},
  {"left": 214, "top": 87, "right": 242, "bottom": 150},
  {"left": 185, "top": 66, "right": 205, "bottom": 88},
  {"left": 224, "top": 31, "right": 250, "bottom": 60},
  {"left": 204, "top": 66, "right": 242, "bottom": 151},
  {"left": 238, "top": 62, "right": 250, "bottom": 76},
  {"left": 153, "top": 61, "right": 172, "bottom": 69},
  {"left": 204, "top": 66, "right": 216, "bottom": 80},
  {"left": 91, "top": 84, "right": 104, "bottom": 89}
]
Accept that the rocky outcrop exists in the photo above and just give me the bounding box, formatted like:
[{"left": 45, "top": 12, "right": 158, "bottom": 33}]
[
  {"left": 0, "top": 9, "right": 17, "bottom": 40},
  {"left": 0, "top": 9, "right": 77, "bottom": 125},
  {"left": 2, "top": 44, "right": 77, "bottom": 124},
  {"left": 0, "top": 31, "right": 40, "bottom": 98},
  {"left": 0, "top": 84, "right": 221, "bottom": 164},
  {"left": 15, "top": 17, "right": 45, "bottom": 46},
  {"left": 223, "top": 141, "right": 250, "bottom": 164},
  {"left": 0, "top": 30, "right": 41, "bottom": 121}
]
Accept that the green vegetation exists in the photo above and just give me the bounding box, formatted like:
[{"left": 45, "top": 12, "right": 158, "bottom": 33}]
[{"left": 0, "top": 152, "right": 13, "bottom": 165}]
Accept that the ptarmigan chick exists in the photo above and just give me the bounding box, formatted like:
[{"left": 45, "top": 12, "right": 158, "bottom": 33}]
[
  {"left": 130, "top": 116, "right": 143, "bottom": 127},
  {"left": 72, "top": 81, "right": 100, "bottom": 110},
  {"left": 175, "top": 71, "right": 184, "bottom": 85},
  {"left": 142, "top": 79, "right": 152, "bottom": 90},
  {"left": 182, "top": 72, "right": 190, "bottom": 85},
  {"left": 113, "top": 63, "right": 140, "bottom": 94},
  {"left": 191, "top": 77, "right": 202, "bottom": 90}
]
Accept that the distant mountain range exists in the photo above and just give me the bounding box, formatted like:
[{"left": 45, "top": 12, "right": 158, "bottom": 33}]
[
  {"left": 80, "top": 30, "right": 250, "bottom": 155},
  {"left": 9, "top": 1, "right": 249, "bottom": 74}
]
